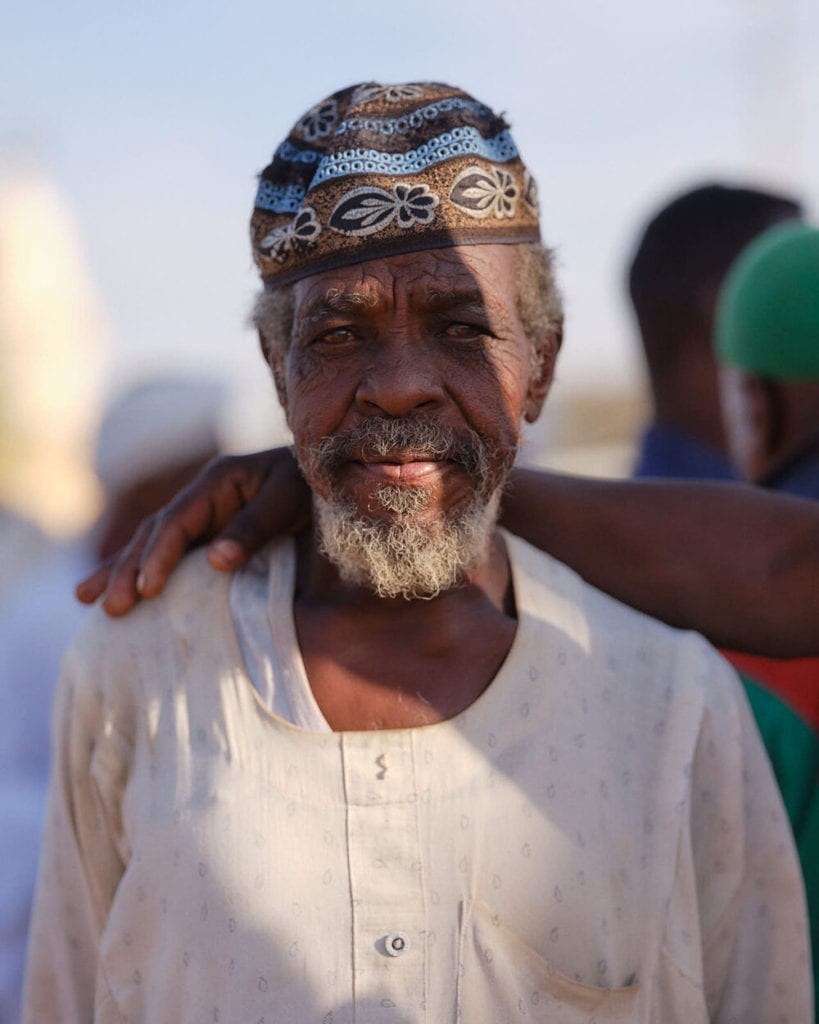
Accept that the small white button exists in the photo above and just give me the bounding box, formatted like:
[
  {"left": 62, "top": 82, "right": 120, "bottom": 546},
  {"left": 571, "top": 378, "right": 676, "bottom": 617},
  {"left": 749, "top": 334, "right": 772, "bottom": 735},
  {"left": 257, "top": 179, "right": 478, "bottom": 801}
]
[{"left": 385, "top": 932, "right": 410, "bottom": 957}]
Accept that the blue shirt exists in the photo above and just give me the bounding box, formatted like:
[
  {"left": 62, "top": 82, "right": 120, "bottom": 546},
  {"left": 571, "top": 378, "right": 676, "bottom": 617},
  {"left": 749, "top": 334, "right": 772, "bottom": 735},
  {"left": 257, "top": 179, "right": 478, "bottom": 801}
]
[{"left": 633, "top": 422, "right": 737, "bottom": 481}]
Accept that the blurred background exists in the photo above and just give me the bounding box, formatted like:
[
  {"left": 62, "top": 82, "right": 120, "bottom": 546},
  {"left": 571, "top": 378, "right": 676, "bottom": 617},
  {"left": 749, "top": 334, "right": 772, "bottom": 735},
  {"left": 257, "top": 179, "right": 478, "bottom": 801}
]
[{"left": 1, "top": 0, "right": 817, "bottom": 539}]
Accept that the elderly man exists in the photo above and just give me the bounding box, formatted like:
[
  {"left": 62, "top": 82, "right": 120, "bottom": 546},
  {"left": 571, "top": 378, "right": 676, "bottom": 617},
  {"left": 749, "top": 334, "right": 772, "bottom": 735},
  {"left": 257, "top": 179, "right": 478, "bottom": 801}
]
[{"left": 24, "top": 82, "right": 810, "bottom": 1024}]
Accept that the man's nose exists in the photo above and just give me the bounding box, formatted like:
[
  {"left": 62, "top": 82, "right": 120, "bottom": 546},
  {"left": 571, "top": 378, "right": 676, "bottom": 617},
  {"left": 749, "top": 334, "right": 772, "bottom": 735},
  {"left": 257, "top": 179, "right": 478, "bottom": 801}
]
[{"left": 355, "top": 341, "right": 446, "bottom": 417}]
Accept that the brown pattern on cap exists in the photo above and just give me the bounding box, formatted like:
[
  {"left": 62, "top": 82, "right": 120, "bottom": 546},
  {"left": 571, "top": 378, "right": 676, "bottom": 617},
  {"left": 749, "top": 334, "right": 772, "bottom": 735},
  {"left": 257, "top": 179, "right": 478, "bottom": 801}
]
[{"left": 251, "top": 82, "right": 541, "bottom": 288}]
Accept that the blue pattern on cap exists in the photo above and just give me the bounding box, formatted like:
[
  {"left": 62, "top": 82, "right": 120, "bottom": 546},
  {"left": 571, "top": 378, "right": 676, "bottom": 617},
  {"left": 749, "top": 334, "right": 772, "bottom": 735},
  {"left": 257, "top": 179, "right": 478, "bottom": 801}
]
[
  {"left": 308, "top": 128, "right": 519, "bottom": 187},
  {"left": 255, "top": 181, "right": 307, "bottom": 213}
]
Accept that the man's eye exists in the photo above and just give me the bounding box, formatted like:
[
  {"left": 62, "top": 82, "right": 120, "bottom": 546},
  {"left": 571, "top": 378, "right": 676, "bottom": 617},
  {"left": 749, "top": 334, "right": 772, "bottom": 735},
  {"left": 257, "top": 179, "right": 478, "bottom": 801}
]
[
  {"left": 314, "top": 327, "right": 356, "bottom": 346},
  {"left": 444, "top": 322, "right": 486, "bottom": 340}
]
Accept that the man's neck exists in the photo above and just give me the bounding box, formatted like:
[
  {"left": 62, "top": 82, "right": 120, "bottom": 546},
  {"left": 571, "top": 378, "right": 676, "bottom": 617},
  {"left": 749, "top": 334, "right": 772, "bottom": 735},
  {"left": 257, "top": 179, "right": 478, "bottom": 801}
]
[{"left": 290, "top": 528, "right": 518, "bottom": 730}]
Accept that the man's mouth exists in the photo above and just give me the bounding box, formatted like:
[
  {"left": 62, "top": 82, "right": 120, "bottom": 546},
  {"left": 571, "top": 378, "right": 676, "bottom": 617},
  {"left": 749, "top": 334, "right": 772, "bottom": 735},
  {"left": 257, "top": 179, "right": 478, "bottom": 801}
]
[
  {"left": 306, "top": 418, "right": 496, "bottom": 497},
  {"left": 353, "top": 452, "right": 451, "bottom": 484}
]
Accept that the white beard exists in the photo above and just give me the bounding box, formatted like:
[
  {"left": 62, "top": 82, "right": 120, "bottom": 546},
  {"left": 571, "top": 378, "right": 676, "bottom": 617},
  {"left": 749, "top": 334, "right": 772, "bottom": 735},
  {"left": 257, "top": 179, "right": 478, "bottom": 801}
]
[
  {"left": 303, "top": 415, "right": 514, "bottom": 599},
  {"left": 314, "top": 487, "right": 503, "bottom": 600}
]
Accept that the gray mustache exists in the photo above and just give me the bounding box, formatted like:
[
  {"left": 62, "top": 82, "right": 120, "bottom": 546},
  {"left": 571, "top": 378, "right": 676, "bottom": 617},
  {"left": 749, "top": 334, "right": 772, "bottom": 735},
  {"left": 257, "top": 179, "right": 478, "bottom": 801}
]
[{"left": 310, "top": 418, "right": 493, "bottom": 480}]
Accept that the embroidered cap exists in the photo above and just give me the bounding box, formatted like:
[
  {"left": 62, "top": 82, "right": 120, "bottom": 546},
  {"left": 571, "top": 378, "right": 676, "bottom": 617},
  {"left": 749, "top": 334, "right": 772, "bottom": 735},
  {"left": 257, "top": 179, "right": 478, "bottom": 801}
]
[
  {"left": 716, "top": 222, "right": 819, "bottom": 380},
  {"left": 251, "top": 81, "right": 541, "bottom": 287}
]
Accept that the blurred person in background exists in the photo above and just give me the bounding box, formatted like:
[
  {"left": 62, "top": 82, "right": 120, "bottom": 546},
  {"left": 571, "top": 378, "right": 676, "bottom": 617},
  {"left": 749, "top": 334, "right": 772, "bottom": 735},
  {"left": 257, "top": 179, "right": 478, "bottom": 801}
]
[
  {"left": 628, "top": 182, "right": 802, "bottom": 480},
  {"left": 715, "top": 221, "right": 819, "bottom": 1011},
  {"left": 0, "top": 376, "right": 223, "bottom": 1024},
  {"left": 0, "top": 160, "right": 110, "bottom": 555}
]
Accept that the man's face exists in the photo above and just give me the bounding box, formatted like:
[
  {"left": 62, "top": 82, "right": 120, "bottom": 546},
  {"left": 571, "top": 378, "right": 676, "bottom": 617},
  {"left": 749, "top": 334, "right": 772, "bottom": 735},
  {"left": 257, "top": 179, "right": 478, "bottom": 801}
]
[{"left": 266, "top": 243, "right": 553, "bottom": 595}]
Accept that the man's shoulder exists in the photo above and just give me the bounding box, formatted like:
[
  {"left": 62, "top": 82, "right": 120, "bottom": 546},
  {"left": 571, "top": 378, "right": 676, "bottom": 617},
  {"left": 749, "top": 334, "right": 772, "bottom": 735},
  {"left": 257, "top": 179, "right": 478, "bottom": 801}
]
[
  {"left": 70, "top": 547, "right": 234, "bottom": 669},
  {"left": 505, "top": 530, "right": 737, "bottom": 697},
  {"left": 505, "top": 529, "right": 680, "bottom": 635},
  {"left": 504, "top": 533, "right": 757, "bottom": 807}
]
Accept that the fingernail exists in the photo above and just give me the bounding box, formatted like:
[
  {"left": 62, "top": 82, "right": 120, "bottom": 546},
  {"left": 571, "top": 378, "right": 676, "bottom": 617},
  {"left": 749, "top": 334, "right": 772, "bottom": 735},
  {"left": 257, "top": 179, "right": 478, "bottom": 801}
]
[
  {"left": 209, "top": 539, "right": 242, "bottom": 569},
  {"left": 136, "top": 572, "right": 147, "bottom": 594}
]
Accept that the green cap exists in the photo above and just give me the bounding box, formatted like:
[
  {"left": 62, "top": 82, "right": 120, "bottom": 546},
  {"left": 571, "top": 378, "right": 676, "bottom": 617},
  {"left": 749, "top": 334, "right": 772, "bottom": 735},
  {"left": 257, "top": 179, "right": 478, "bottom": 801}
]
[{"left": 716, "top": 222, "right": 819, "bottom": 379}]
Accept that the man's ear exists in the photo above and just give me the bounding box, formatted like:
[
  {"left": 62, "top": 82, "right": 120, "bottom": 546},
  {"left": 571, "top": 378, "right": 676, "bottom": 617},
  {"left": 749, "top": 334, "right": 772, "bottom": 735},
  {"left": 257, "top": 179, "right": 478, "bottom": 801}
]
[
  {"left": 721, "top": 367, "right": 782, "bottom": 481},
  {"left": 258, "top": 329, "right": 289, "bottom": 414},
  {"left": 524, "top": 332, "right": 559, "bottom": 423},
  {"left": 758, "top": 376, "right": 785, "bottom": 458},
  {"left": 745, "top": 374, "right": 787, "bottom": 481}
]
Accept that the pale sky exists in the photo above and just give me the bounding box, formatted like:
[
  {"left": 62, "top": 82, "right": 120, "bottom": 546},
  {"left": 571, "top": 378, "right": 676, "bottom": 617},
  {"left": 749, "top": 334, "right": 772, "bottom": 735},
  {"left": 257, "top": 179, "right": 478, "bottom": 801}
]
[{"left": 2, "top": 0, "right": 817, "bottom": 449}]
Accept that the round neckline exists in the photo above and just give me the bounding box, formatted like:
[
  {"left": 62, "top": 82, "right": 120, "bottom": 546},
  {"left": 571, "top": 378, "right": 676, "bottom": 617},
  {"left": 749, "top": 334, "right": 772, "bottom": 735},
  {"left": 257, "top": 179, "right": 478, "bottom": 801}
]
[{"left": 225, "top": 531, "right": 536, "bottom": 743}]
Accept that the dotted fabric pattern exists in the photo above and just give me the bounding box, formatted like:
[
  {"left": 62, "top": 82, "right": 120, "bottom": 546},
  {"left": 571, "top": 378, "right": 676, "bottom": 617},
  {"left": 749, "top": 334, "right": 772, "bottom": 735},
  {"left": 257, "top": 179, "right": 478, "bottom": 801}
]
[{"left": 22, "top": 537, "right": 812, "bottom": 1022}]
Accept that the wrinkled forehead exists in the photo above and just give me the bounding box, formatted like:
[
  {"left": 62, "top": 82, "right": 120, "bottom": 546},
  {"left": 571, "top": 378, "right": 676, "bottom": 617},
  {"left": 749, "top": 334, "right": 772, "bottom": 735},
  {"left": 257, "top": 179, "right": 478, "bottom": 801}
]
[{"left": 291, "top": 244, "right": 520, "bottom": 318}]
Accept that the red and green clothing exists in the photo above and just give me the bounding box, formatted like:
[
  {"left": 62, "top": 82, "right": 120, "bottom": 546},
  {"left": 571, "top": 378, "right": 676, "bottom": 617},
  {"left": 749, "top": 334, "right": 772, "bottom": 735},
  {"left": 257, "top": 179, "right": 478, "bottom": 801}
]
[{"left": 725, "top": 651, "right": 819, "bottom": 1019}]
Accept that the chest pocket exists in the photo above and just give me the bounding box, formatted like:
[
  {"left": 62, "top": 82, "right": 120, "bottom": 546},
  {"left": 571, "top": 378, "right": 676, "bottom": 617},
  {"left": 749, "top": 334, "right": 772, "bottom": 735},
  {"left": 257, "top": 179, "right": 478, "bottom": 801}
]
[{"left": 456, "top": 900, "right": 640, "bottom": 1023}]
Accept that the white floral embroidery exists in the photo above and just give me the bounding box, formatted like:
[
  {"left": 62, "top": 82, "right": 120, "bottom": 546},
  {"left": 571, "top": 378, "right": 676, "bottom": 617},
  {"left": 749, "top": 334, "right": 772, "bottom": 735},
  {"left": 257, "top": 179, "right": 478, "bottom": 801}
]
[
  {"left": 258, "top": 207, "right": 322, "bottom": 262},
  {"left": 351, "top": 83, "right": 426, "bottom": 107},
  {"left": 290, "top": 207, "right": 322, "bottom": 246},
  {"left": 329, "top": 183, "right": 440, "bottom": 236},
  {"left": 257, "top": 225, "right": 291, "bottom": 263},
  {"left": 449, "top": 165, "right": 519, "bottom": 220},
  {"left": 296, "top": 99, "right": 339, "bottom": 143}
]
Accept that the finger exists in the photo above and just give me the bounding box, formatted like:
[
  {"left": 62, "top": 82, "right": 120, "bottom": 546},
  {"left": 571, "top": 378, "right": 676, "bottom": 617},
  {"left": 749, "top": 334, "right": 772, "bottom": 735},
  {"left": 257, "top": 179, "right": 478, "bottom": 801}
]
[
  {"left": 99, "top": 519, "right": 155, "bottom": 616},
  {"left": 206, "top": 484, "right": 290, "bottom": 569},
  {"left": 136, "top": 512, "right": 213, "bottom": 597},
  {"left": 89, "top": 449, "right": 298, "bottom": 611},
  {"left": 135, "top": 458, "right": 260, "bottom": 593},
  {"left": 75, "top": 556, "right": 118, "bottom": 604},
  {"left": 207, "top": 537, "right": 249, "bottom": 572}
]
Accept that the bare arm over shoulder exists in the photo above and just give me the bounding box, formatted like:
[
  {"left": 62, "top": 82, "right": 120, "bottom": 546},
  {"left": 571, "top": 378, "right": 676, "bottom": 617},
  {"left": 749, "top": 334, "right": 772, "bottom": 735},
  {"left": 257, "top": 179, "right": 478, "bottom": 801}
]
[
  {"left": 76, "top": 450, "right": 310, "bottom": 616},
  {"left": 78, "top": 449, "right": 819, "bottom": 656},
  {"left": 504, "top": 469, "right": 819, "bottom": 656}
]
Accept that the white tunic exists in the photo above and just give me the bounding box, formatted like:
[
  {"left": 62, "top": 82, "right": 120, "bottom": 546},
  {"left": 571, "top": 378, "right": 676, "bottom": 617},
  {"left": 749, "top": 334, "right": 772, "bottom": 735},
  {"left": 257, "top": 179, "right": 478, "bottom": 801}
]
[{"left": 23, "top": 534, "right": 811, "bottom": 1023}]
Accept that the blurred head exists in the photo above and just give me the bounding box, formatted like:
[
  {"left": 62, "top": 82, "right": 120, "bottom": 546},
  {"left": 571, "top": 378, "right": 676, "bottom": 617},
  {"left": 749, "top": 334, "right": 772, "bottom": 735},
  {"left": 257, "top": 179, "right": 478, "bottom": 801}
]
[
  {"left": 627, "top": 182, "right": 802, "bottom": 450},
  {"left": 93, "top": 377, "right": 224, "bottom": 559},
  {"left": 716, "top": 223, "right": 819, "bottom": 483},
  {"left": 249, "top": 82, "right": 562, "bottom": 596}
]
